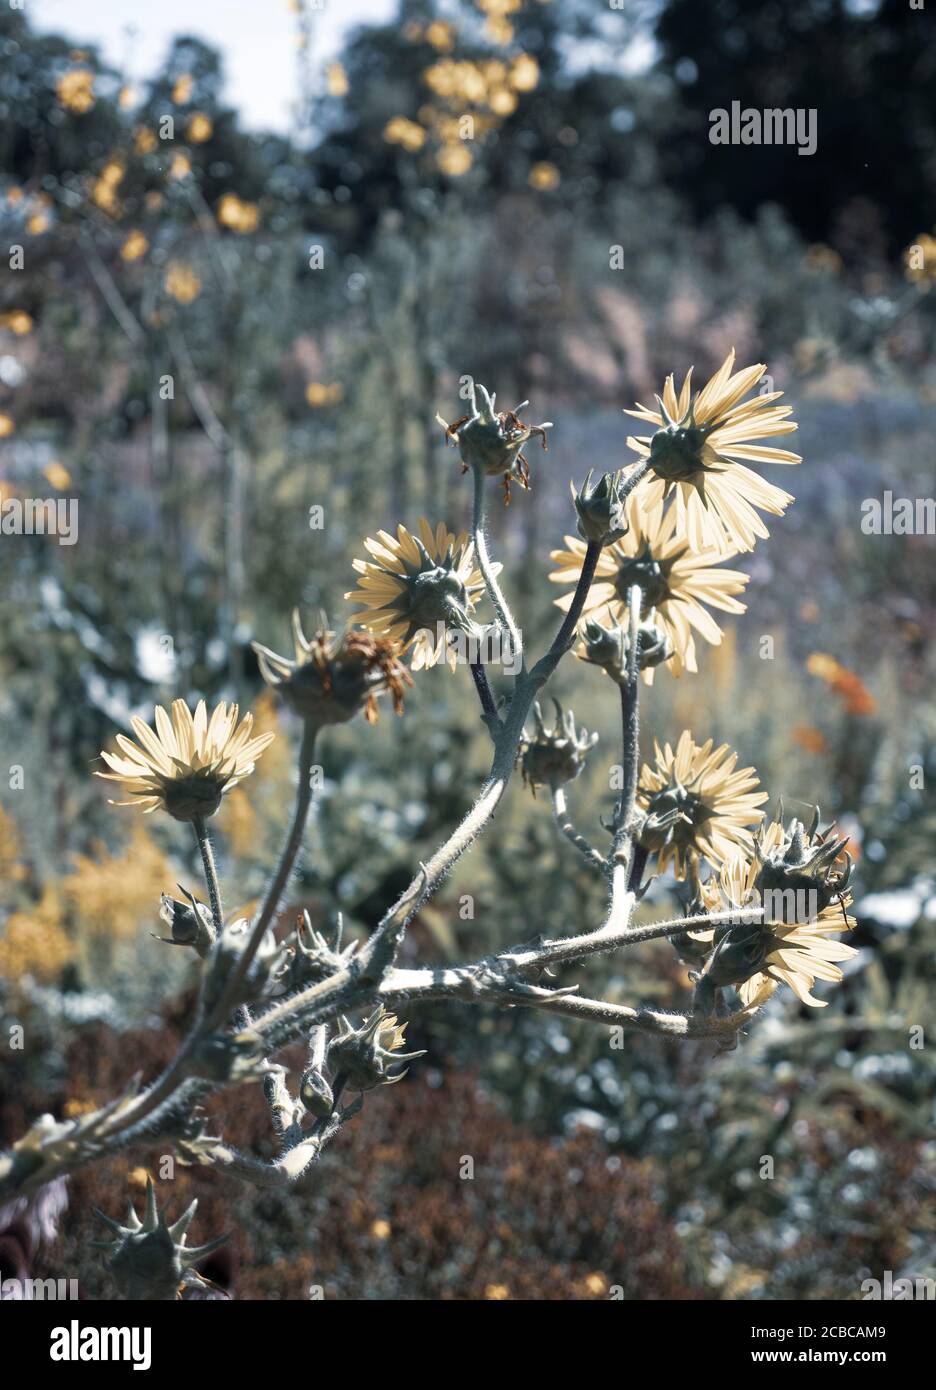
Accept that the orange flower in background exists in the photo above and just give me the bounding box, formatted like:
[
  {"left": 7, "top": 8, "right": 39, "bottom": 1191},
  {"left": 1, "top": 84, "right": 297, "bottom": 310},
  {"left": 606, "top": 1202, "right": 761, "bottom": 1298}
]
[
  {"left": 792, "top": 725, "right": 829, "bottom": 755},
  {"left": 806, "top": 653, "right": 877, "bottom": 716}
]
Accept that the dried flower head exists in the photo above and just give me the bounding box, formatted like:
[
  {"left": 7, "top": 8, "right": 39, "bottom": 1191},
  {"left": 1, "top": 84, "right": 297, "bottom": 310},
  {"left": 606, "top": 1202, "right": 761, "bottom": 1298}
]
[
  {"left": 624, "top": 349, "right": 801, "bottom": 554},
  {"left": 550, "top": 491, "right": 749, "bottom": 683},
  {"left": 346, "top": 518, "right": 491, "bottom": 670},
  {"left": 637, "top": 730, "right": 767, "bottom": 878},
  {"left": 96, "top": 701, "right": 274, "bottom": 822},
  {"left": 327, "top": 1007, "right": 426, "bottom": 1092},
  {"left": 438, "top": 381, "right": 552, "bottom": 503},
  {"left": 253, "top": 612, "right": 411, "bottom": 725},
  {"left": 519, "top": 699, "right": 598, "bottom": 794}
]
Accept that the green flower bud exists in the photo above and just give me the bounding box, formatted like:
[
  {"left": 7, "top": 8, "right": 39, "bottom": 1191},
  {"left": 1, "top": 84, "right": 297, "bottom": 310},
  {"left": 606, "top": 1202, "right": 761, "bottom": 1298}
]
[{"left": 572, "top": 470, "right": 628, "bottom": 545}]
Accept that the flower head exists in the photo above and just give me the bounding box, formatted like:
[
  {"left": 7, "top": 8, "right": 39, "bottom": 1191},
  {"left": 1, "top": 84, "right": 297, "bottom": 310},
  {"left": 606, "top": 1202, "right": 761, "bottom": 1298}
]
[
  {"left": 95, "top": 700, "right": 274, "bottom": 822},
  {"left": 550, "top": 490, "right": 749, "bottom": 683},
  {"left": 345, "top": 518, "right": 491, "bottom": 670},
  {"left": 519, "top": 699, "right": 598, "bottom": 795},
  {"left": 624, "top": 349, "right": 801, "bottom": 554},
  {"left": 328, "top": 1007, "right": 426, "bottom": 1092},
  {"left": 438, "top": 381, "right": 551, "bottom": 503},
  {"left": 637, "top": 730, "right": 767, "bottom": 878},
  {"left": 252, "top": 612, "right": 411, "bottom": 725},
  {"left": 691, "top": 818, "right": 857, "bottom": 1007}
]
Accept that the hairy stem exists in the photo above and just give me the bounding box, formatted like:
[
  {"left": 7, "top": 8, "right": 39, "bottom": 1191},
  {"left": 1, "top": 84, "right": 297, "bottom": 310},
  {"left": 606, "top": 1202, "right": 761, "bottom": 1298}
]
[
  {"left": 193, "top": 817, "right": 224, "bottom": 936},
  {"left": 210, "top": 718, "right": 319, "bottom": 1025}
]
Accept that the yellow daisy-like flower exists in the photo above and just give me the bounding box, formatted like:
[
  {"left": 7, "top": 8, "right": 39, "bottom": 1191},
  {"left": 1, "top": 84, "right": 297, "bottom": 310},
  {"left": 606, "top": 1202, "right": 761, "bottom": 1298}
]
[
  {"left": 95, "top": 700, "right": 274, "bottom": 822},
  {"left": 549, "top": 490, "right": 749, "bottom": 683},
  {"left": 345, "top": 519, "right": 493, "bottom": 671},
  {"left": 637, "top": 730, "right": 767, "bottom": 878},
  {"left": 624, "top": 349, "right": 801, "bottom": 554},
  {"left": 693, "top": 822, "right": 858, "bottom": 1007}
]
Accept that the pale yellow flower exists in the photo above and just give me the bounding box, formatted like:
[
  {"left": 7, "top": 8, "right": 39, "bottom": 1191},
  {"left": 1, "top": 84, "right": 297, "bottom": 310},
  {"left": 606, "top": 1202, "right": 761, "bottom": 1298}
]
[
  {"left": 549, "top": 489, "right": 749, "bottom": 682},
  {"left": 637, "top": 730, "right": 767, "bottom": 878},
  {"left": 346, "top": 519, "right": 493, "bottom": 671},
  {"left": 624, "top": 349, "right": 801, "bottom": 554},
  {"left": 96, "top": 700, "right": 274, "bottom": 822}
]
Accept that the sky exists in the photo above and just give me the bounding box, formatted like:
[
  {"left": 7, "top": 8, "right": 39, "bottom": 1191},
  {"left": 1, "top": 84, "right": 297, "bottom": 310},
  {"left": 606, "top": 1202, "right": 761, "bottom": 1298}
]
[{"left": 31, "top": 0, "right": 396, "bottom": 132}]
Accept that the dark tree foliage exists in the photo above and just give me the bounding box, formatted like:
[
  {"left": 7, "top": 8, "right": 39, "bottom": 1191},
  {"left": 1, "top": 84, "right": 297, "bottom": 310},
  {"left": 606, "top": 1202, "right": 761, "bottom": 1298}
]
[{"left": 654, "top": 0, "right": 936, "bottom": 250}]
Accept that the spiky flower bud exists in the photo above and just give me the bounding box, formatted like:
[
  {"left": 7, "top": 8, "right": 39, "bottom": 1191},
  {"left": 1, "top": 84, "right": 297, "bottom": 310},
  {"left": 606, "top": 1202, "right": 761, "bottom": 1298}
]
[
  {"left": 298, "top": 1067, "right": 335, "bottom": 1119},
  {"left": 576, "top": 616, "right": 670, "bottom": 685},
  {"left": 572, "top": 470, "right": 628, "bottom": 545},
  {"left": 327, "top": 1008, "right": 426, "bottom": 1093},
  {"left": 156, "top": 890, "right": 215, "bottom": 958},
  {"left": 438, "top": 381, "right": 552, "bottom": 503},
  {"left": 754, "top": 809, "right": 853, "bottom": 924},
  {"left": 519, "top": 699, "right": 598, "bottom": 794},
  {"left": 93, "top": 1177, "right": 227, "bottom": 1301},
  {"left": 253, "top": 612, "right": 412, "bottom": 727}
]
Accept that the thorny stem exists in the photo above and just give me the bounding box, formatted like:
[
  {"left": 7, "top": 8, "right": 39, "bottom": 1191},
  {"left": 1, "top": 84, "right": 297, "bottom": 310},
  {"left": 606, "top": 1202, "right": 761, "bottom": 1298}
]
[{"left": 193, "top": 817, "right": 224, "bottom": 937}]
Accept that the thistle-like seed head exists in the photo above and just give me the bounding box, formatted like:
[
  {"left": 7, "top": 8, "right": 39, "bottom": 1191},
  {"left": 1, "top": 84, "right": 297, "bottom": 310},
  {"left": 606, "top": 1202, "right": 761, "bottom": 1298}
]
[
  {"left": 92, "top": 1177, "right": 228, "bottom": 1301},
  {"left": 754, "top": 809, "right": 853, "bottom": 924},
  {"left": 253, "top": 612, "right": 412, "bottom": 727},
  {"left": 155, "top": 889, "right": 216, "bottom": 958},
  {"left": 438, "top": 381, "right": 551, "bottom": 502},
  {"left": 327, "top": 1007, "right": 426, "bottom": 1093},
  {"left": 519, "top": 699, "right": 598, "bottom": 793}
]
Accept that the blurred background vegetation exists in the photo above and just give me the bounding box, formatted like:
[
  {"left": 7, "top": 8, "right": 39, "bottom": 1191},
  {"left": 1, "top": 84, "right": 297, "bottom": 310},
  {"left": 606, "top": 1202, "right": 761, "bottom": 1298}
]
[{"left": 1, "top": 0, "right": 935, "bottom": 1300}]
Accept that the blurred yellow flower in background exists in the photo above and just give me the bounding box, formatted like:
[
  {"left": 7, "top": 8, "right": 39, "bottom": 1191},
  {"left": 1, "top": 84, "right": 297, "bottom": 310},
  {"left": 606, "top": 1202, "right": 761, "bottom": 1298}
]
[
  {"left": 437, "top": 143, "right": 472, "bottom": 176},
  {"left": 164, "top": 262, "right": 201, "bottom": 304},
  {"left": 0, "top": 310, "right": 33, "bottom": 335},
  {"left": 529, "top": 161, "right": 560, "bottom": 191},
  {"left": 120, "top": 229, "right": 148, "bottom": 262},
  {"left": 384, "top": 117, "right": 427, "bottom": 152},
  {"left": 134, "top": 126, "right": 158, "bottom": 156},
  {"left": 172, "top": 73, "right": 193, "bottom": 104},
  {"left": 326, "top": 62, "right": 349, "bottom": 97},
  {"left": 44, "top": 461, "right": 72, "bottom": 490},
  {"left": 217, "top": 193, "right": 260, "bottom": 233},
  {"left": 57, "top": 67, "right": 95, "bottom": 114},
  {"left": 186, "top": 111, "right": 213, "bottom": 143},
  {"left": 0, "top": 885, "right": 72, "bottom": 983},
  {"left": 0, "top": 415, "right": 15, "bottom": 438},
  {"left": 305, "top": 381, "right": 344, "bottom": 407}
]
